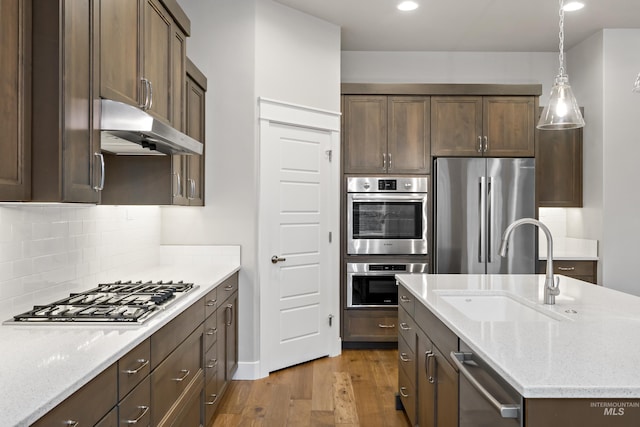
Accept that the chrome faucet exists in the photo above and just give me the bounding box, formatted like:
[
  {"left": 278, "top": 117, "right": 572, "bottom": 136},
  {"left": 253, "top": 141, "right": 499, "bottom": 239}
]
[{"left": 499, "top": 218, "right": 560, "bottom": 305}]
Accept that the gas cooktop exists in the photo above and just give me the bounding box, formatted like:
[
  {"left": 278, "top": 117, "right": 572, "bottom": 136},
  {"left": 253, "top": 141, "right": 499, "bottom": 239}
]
[{"left": 6, "top": 280, "right": 197, "bottom": 325}]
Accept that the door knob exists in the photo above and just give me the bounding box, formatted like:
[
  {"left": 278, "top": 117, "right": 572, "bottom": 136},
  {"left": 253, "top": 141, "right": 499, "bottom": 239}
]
[{"left": 271, "top": 255, "right": 286, "bottom": 264}]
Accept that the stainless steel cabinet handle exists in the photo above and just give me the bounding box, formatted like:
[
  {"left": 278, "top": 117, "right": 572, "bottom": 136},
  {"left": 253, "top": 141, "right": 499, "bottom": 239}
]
[
  {"left": 205, "top": 393, "right": 219, "bottom": 405},
  {"left": 399, "top": 387, "right": 409, "bottom": 398},
  {"left": 426, "top": 352, "right": 436, "bottom": 384},
  {"left": 187, "top": 178, "right": 195, "bottom": 200},
  {"left": 399, "top": 322, "right": 411, "bottom": 331},
  {"left": 424, "top": 350, "right": 433, "bottom": 380},
  {"left": 378, "top": 323, "right": 396, "bottom": 329},
  {"left": 399, "top": 352, "right": 411, "bottom": 363},
  {"left": 382, "top": 153, "right": 387, "bottom": 170},
  {"left": 206, "top": 327, "right": 217, "bottom": 336},
  {"left": 123, "top": 358, "right": 149, "bottom": 375},
  {"left": 558, "top": 266, "right": 575, "bottom": 271},
  {"left": 271, "top": 255, "right": 286, "bottom": 264},
  {"left": 124, "top": 405, "right": 149, "bottom": 424},
  {"left": 140, "top": 78, "right": 150, "bottom": 109},
  {"left": 147, "top": 79, "right": 153, "bottom": 110},
  {"left": 477, "top": 136, "right": 482, "bottom": 153},
  {"left": 226, "top": 304, "right": 233, "bottom": 326},
  {"left": 172, "top": 172, "right": 182, "bottom": 197},
  {"left": 224, "top": 284, "right": 234, "bottom": 291},
  {"left": 63, "top": 421, "right": 79, "bottom": 427},
  {"left": 206, "top": 358, "right": 218, "bottom": 369},
  {"left": 451, "top": 352, "right": 520, "bottom": 419},
  {"left": 388, "top": 152, "right": 392, "bottom": 170},
  {"left": 172, "top": 369, "right": 191, "bottom": 382},
  {"left": 94, "top": 153, "right": 105, "bottom": 191},
  {"left": 206, "top": 298, "right": 217, "bottom": 307},
  {"left": 483, "top": 136, "right": 489, "bottom": 152},
  {"left": 400, "top": 295, "right": 411, "bottom": 303}
]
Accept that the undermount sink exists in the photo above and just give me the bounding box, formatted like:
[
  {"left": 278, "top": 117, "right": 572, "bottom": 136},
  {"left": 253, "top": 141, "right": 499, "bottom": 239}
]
[{"left": 438, "top": 293, "right": 567, "bottom": 322}]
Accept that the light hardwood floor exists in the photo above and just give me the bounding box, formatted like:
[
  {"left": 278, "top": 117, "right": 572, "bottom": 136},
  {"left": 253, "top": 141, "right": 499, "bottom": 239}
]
[{"left": 211, "top": 349, "right": 411, "bottom": 427}]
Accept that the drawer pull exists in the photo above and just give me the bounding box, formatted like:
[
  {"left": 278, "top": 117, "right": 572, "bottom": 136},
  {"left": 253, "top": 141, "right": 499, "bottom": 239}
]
[
  {"left": 400, "top": 352, "right": 411, "bottom": 363},
  {"left": 224, "top": 284, "right": 234, "bottom": 291},
  {"left": 63, "top": 421, "right": 79, "bottom": 427},
  {"left": 399, "top": 322, "right": 411, "bottom": 331},
  {"left": 206, "top": 327, "right": 217, "bottom": 336},
  {"left": 378, "top": 323, "right": 396, "bottom": 329},
  {"left": 205, "top": 393, "right": 219, "bottom": 405},
  {"left": 206, "top": 358, "right": 218, "bottom": 369},
  {"left": 558, "top": 266, "right": 576, "bottom": 271},
  {"left": 124, "top": 405, "right": 149, "bottom": 424},
  {"left": 206, "top": 299, "right": 217, "bottom": 307},
  {"left": 123, "top": 359, "right": 149, "bottom": 375},
  {"left": 400, "top": 295, "right": 411, "bottom": 303},
  {"left": 399, "top": 387, "right": 409, "bottom": 398},
  {"left": 172, "top": 369, "right": 191, "bottom": 382}
]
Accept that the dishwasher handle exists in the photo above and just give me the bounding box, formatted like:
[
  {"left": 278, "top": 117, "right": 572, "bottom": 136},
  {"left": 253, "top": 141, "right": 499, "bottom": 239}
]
[{"left": 451, "top": 352, "right": 520, "bottom": 419}]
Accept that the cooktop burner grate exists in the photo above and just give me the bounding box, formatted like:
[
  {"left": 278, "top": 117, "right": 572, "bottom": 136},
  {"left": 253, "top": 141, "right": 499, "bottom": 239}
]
[{"left": 8, "top": 280, "right": 196, "bottom": 324}]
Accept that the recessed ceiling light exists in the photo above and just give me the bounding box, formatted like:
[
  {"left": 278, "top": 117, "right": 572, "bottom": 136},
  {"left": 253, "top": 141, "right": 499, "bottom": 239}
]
[
  {"left": 397, "top": 1, "right": 419, "bottom": 12},
  {"left": 563, "top": 2, "right": 585, "bottom": 12}
]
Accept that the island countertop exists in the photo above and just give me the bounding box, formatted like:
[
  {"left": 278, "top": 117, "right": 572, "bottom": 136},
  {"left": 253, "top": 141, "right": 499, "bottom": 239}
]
[
  {"left": 395, "top": 274, "right": 640, "bottom": 399},
  {"left": 0, "top": 246, "right": 240, "bottom": 427}
]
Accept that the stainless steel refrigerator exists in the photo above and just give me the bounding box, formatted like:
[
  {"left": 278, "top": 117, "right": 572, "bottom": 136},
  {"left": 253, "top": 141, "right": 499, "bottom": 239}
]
[{"left": 434, "top": 157, "right": 535, "bottom": 274}]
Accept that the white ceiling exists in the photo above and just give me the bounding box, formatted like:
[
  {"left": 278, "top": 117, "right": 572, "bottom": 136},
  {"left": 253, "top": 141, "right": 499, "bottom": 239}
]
[{"left": 273, "top": 0, "right": 640, "bottom": 52}]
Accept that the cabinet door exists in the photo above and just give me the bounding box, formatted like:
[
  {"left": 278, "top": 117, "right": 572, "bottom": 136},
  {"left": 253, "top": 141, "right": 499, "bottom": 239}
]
[
  {"left": 225, "top": 292, "right": 239, "bottom": 381},
  {"left": 143, "top": 0, "right": 172, "bottom": 124},
  {"left": 483, "top": 96, "right": 535, "bottom": 157},
  {"left": 388, "top": 96, "right": 431, "bottom": 174},
  {"left": 185, "top": 72, "right": 206, "bottom": 205},
  {"left": 435, "top": 348, "right": 459, "bottom": 427},
  {"left": 536, "top": 124, "right": 583, "bottom": 207},
  {"left": 431, "top": 96, "right": 483, "bottom": 157},
  {"left": 99, "top": 0, "right": 142, "bottom": 107},
  {"left": 343, "top": 95, "right": 388, "bottom": 173},
  {"left": 417, "top": 329, "right": 435, "bottom": 427},
  {"left": 0, "top": 0, "right": 31, "bottom": 201}
]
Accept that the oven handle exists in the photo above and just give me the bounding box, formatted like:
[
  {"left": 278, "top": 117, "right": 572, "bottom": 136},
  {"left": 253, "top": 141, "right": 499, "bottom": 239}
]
[
  {"left": 451, "top": 352, "right": 520, "bottom": 419},
  {"left": 349, "top": 194, "right": 426, "bottom": 201}
]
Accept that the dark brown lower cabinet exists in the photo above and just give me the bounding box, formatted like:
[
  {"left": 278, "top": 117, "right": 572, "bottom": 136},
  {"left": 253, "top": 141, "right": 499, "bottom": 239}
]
[
  {"left": 538, "top": 260, "right": 597, "bottom": 284},
  {"left": 343, "top": 309, "right": 399, "bottom": 343}
]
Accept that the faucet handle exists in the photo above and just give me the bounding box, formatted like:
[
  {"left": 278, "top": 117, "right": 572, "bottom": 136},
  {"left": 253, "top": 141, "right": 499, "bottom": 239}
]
[{"left": 549, "top": 276, "right": 561, "bottom": 295}]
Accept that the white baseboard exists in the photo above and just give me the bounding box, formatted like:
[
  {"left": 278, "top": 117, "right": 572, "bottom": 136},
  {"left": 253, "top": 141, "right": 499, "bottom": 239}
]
[{"left": 232, "top": 360, "right": 267, "bottom": 380}]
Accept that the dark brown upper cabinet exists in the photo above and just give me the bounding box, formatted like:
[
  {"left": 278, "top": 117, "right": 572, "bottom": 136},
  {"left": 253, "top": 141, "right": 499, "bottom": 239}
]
[
  {"left": 343, "top": 95, "right": 430, "bottom": 174},
  {"left": 536, "top": 108, "right": 584, "bottom": 207},
  {"left": 0, "top": 0, "right": 31, "bottom": 201},
  {"left": 30, "top": 0, "right": 102, "bottom": 203},
  {"left": 98, "top": 0, "right": 188, "bottom": 128},
  {"left": 431, "top": 96, "right": 536, "bottom": 157}
]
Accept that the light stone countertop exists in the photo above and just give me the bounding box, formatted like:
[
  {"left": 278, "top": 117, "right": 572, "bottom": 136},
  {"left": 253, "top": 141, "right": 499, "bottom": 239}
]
[
  {"left": 396, "top": 273, "right": 640, "bottom": 399},
  {"left": 1, "top": 247, "right": 240, "bottom": 427}
]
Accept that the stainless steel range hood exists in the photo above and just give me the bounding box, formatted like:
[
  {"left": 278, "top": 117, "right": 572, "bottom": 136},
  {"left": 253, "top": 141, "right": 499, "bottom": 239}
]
[{"left": 100, "top": 99, "right": 203, "bottom": 156}]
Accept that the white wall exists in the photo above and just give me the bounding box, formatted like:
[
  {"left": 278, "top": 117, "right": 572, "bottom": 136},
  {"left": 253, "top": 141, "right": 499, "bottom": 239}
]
[
  {"left": 0, "top": 206, "right": 161, "bottom": 319},
  {"left": 168, "top": 0, "right": 340, "bottom": 374}
]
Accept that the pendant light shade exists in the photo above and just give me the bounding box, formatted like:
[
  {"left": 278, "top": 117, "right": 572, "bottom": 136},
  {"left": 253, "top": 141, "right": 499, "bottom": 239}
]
[
  {"left": 538, "top": 75, "right": 585, "bottom": 129},
  {"left": 633, "top": 73, "right": 640, "bottom": 93},
  {"left": 537, "top": 0, "right": 585, "bottom": 130}
]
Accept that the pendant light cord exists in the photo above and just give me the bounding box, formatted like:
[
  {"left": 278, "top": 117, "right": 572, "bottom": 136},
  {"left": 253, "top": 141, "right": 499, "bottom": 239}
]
[{"left": 558, "top": 0, "right": 565, "bottom": 77}]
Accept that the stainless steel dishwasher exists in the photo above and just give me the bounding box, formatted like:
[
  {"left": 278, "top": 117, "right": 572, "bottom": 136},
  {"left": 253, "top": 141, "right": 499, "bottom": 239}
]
[{"left": 451, "top": 341, "right": 523, "bottom": 427}]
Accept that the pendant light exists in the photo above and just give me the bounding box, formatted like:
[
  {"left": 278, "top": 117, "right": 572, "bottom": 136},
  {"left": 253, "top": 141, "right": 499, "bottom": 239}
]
[
  {"left": 633, "top": 73, "right": 640, "bottom": 92},
  {"left": 537, "top": 0, "right": 585, "bottom": 130}
]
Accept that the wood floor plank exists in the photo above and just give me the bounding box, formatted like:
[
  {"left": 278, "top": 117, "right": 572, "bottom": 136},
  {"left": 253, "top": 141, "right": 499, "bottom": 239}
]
[
  {"left": 333, "top": 371, "right": 359, "bottom": 424},
  {"left": 287, "top": 399, "right": 312, "bottom": 426},
  {"left": 311, "top": 356, "right": 335, "bottom": 411}
]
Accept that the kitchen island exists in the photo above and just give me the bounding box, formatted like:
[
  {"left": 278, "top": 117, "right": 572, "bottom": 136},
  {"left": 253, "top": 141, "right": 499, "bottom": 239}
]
[
  {"left": 396, "top": 273, "right": 640, "bottom": 426},
  {"left": 0, "top": 246, "right": 240, "bottom": 427}
]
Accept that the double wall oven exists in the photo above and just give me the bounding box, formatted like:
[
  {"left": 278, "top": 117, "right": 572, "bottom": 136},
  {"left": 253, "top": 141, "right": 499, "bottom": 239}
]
[{"left": 346, "top": 176, "right": 429, "bottom": 309}]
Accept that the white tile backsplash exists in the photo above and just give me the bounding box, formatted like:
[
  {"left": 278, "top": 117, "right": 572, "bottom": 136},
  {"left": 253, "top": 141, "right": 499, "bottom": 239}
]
[{"left": 0, "top": 205, "right": 162, "bottom": 318}]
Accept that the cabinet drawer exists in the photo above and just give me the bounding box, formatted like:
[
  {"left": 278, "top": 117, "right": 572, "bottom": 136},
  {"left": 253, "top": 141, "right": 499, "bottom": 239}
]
[
  {"left": 343, "top": 309, "right": 398, "bottom": 342},
  {"left": 398, "top": 284, "right": 415, "bottom": 317},
  {"left": 119, "top": 376, "right": 151, "bottom": 426},
  {"left": 398, "top": 306, "right": 416, "bottom": 346},
  {"left": 151, "top": 297, "right": 205, "bottom": 369},
  {"left": 204, "top": 369, "right": 223, "bottom": 423},
  {"left": 204, "top": 340, "right": 219, "bottom": 385},
  {"left": 204, "top": 287, "right": 218, "bottom": 318},
  {"left": 398, "top": 364, "right": 417, "bottom": 426},
  {"left": 32, "top": 363, "right": 117, "bottom": 427},
  {"left": 538, "top": 260, "right": 597, "bottom": 284},
  {"left": 95, "top": 406, "right": 118, "bottom": 427},
  {"left": 152, "top": 325, "right": 204, "bottom": 424},
  {"left": 119, "top": 338, "right": 151, "bottom": 399},
  {"left": 398, "top": 334, "right": 415, "bottom": 387},
  {"left": 218, "top": 273, "right": 238, "bottom": 304},
  {"left": 204, "top": 309, "right": 218, "bottom": 352},
  {"left": 415, "top": 301, "right": 458, "bottom": 358}
]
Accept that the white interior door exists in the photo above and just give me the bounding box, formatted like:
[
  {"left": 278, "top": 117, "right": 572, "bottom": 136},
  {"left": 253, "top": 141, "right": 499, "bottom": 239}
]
[{"left": 260, "top": 118, "right": 334, "bottom": 373}]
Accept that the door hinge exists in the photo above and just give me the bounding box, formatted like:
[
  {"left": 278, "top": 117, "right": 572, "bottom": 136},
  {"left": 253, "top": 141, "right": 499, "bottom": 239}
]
[
  {"left": 329, "top": 314, "right": 334, "bottom": 327},
  {"left": 328, "top": 231, "right": 332, "bottom": 243},
  {"left": 325, "top": 149, "right": 332, "bottom": 162}
]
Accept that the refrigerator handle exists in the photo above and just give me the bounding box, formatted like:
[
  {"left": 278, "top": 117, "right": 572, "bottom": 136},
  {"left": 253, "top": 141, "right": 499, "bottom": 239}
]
[
  {"left": 478, "top": 177, "right": 486, "bottom": 263},
  {"left": 487, "top": 177, "right": 493, "bottom": 263}
]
